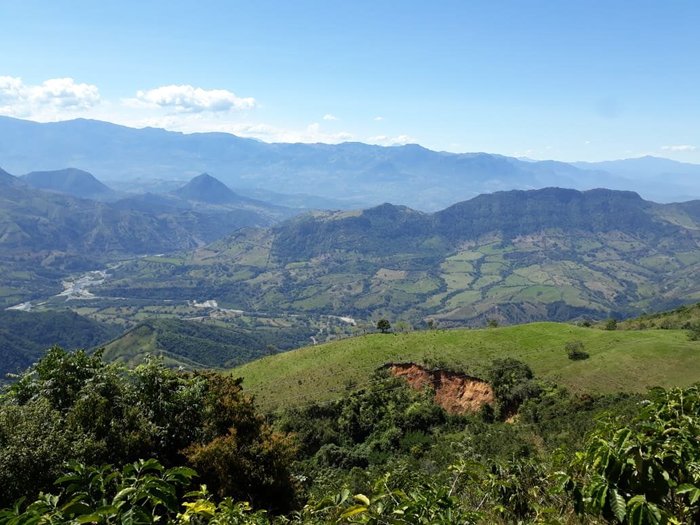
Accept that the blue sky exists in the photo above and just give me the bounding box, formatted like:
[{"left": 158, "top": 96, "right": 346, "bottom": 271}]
[{"left": 0, "top": 0, "right": 698, "bottom": 162}]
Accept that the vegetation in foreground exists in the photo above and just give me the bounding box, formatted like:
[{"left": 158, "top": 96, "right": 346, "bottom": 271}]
[{"left": 1, "top": 345, "right": 699, "bottom": 523}]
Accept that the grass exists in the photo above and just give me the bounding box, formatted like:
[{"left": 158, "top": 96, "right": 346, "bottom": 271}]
[{"left": 232, "top": 322, "right": 700, "bottom": 411}]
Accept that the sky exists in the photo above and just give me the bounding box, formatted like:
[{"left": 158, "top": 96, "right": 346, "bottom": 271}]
[{"left": 0, "top": 0, "right": 698, "bottom": 162}]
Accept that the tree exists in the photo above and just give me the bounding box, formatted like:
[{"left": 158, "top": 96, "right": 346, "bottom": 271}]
[
  {"left": 377, "top": 319, "right": 391, "bottom": 333},
  {"left": 605, "top": 318, "right": 618, "bottom": 331},
  {"left": 0, "top": 348, "right": 298, "bottom": 511},
  {"left": 487, "top": 358, "right": 540, "bottom": 419}
]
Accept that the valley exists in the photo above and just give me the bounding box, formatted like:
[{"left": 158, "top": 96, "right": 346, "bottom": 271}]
[
  {"left": 80, "top": 188, "right": 700, "bottom": 331},
  {"left": 2, "top": 174, "right": 699, "bottom": 379}
]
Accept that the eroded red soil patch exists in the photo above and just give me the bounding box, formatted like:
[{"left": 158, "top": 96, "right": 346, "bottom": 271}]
[{"left": 387, "top": 363, "right": 494, "bottom": 415}]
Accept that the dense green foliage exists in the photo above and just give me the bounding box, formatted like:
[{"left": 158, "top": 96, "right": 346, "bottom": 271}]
[
  {"left": 0, "top": 350, "right": 659, "bottom": 524},
  {"left": 565, "top": 385, "right": 700, "bottom": 524},
  {"left": 0, "top": 348, "right": 297, "bottom": 511},
  {"left": 1, "top": 333, "right": 698, "bottom": 523},
  {"left": 277, "top": 373, "right": 447, "bottom": 470}
]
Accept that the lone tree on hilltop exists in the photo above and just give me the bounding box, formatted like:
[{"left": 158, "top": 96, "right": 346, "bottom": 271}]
[{"left": 377, "top": 319, "right": 391, "bottom": 333}]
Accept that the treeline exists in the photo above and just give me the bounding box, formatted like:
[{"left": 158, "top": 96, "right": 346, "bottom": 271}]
[{"left": 0, "top": 348, "right": 698, "bottom": 523}]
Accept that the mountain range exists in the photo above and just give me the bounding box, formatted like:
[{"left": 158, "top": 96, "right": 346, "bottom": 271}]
[
  {"left": 94, "top": 187, "right": 700, "bottom": 326},
  {"left": 0, "top": 168, "right": 298, "bottom": 306},
  {"left": 1, "top": 116, "right": 699, "bottom": 210}
]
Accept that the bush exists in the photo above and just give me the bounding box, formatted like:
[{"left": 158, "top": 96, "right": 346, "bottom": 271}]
[
  {"left": 688, "top": 322, "right": 700, "bottom": 341},
  {"left": 565, "top": 340, "right": 589, "bottom": 360},
  {"left": 566, "top": 385, "right": 700, "bottom": 524},
  {"left": 376, "top": 319, "right": 391, "bottom": 333},
  {"left": 487, "top": 358, "right": 541, "bottom": 419},
  {"left": 604, "top": 318, "right": 617, "bottom": 331}
]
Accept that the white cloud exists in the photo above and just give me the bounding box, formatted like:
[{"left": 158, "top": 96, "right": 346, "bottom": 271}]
[
  {"left": 303, "top": 122, "right": 352, "bottom": 143},
  {"left": 661, "top": 144, "right": 696, "bottom": 152},
  {"left": 373, "top": 116, "right": 384, "bottom": 121},
  {"left": 0, "top": 76, "right": 100, "bottom": 116},
  {"left": 127, "top": 114, "right": 354, "bottom": 144},
  {"left": 130, "top": 84, "right": 256, "bottom": 113},
  {"left": 367, "top": 134, "right": 416, "bottom": 146},
  {"left": 0, "top": 76, "right": 355, "bottom": 146},
  {"left": 322, "top": 113, "right": 338, "bottom": 121}
]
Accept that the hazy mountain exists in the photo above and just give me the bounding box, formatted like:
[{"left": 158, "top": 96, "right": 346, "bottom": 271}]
[
  {"left": 574, "top": 156, "right": 700, "bottom": 179},
  {"left": 174, "top": 173, "right": 248, "bottom": 204},
  {"left": 22, "top": 168, "right": 119, "bottom": 201},
  {"left": 574, "top": 156, "right": 700, "bottom": 201},
  {"left": 95, "top": 187, "right": 700, "bottom": 326},
  {"left": 232, "top": 187, "right": 366, "bottom": 210},
  {"left": 0, "top": 167, "right": 20, "bottom": 186},
  {"left": 2, "top": 115, "right": 681, "bottom": 210}
]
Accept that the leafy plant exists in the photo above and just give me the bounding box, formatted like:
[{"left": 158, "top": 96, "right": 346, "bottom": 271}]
[
  {"left": 565, "top": 385, "right": 700, "bottom": 524},
  {"left": 0, "top": 459, "right": 197, "bottom": 524}
]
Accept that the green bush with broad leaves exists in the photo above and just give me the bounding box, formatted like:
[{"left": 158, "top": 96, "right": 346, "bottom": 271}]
[{"left": 563, "top": 385, "right": 700, "bottom": 524}]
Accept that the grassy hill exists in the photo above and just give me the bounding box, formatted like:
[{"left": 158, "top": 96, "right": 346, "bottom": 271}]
[{"left": 232, "top": 322, "right": 700, "bottom": 410}]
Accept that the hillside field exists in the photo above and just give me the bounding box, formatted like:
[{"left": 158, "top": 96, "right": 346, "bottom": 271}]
[{"left": 233, "top": 322, "right": 700, "bottom": 410}]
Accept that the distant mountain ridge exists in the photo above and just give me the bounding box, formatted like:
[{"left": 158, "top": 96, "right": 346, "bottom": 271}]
[
  {"left": 3, "top": 116, "right": 698, "bottom": 210},
  {"left": 270, "top": 188, "right": 668, "bottom": 261}
]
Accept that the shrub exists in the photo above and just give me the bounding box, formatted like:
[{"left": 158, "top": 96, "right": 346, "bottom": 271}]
[
  {"left": 565, "top": 340, "right": 589, "bottom": 360},
  {"left": 604, "top": 318, "right": 618, "bottom": 331},
  {"left": 0, "top": 349, "right": 299, "bottom": 511},
  {"left": 376, "top": 319, "right": 391, "bottom": 333},
  {"left": 688, "top": 322, "right": 700, "bottom": 341},
  {"left": 566, "top": 385, "right": 700, "bottom": 524},
  {"left": 487, "top": 358, "right": 541, "bottom": 419}
]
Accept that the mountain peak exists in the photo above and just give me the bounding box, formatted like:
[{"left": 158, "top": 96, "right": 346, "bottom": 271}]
[
  {"left": 0, "top": 166, "right": 14, "bottom": 180},
  {"left": 22, "top": 168, "right": 115, "bottom": 200},
  {"left": 435, "top": 187, "right": 655, "bottom": 238},
  {"left": 174, "top": 173, "right": 242, "bottom": 204}
]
